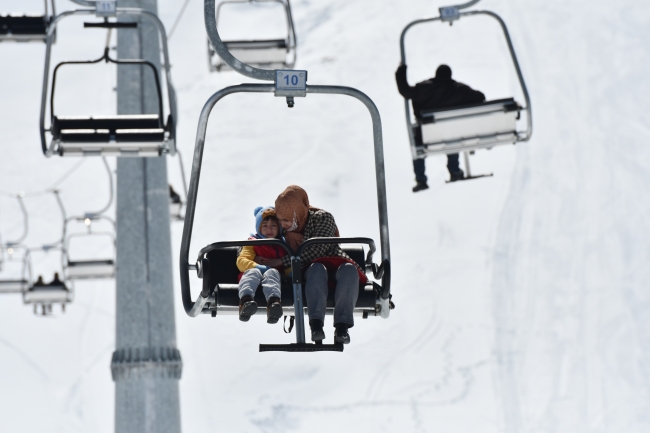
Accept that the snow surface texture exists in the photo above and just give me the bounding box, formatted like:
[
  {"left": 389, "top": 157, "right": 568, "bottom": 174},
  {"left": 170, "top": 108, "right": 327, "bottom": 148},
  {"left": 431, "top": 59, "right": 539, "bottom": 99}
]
[{"left": 1, "top": 0, "right": 650, "bottom": 432}]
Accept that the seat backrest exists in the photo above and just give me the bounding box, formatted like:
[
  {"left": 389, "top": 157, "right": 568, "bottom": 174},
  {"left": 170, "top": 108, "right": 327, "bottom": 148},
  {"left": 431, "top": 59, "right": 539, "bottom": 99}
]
[
  {"left": 420, "top": 98, "right": 519, "bottom": 123},
  {"left": 206, "top": 247, "right": 240, "bottom": 286},
  {"left": 205, "top": 244, "right": 367, "bottom": 287},
  {"left": 224, "top": 39, "right": 288, "bottom": 49},
  {"left": 0, "top": 15, "right": 47, "bottom": 35},
  {"left": 341, "top": 246, "right": 365, "bottom": 270},
  {"left": 53, "top": 115, "right": 162, "bottom": 134}
]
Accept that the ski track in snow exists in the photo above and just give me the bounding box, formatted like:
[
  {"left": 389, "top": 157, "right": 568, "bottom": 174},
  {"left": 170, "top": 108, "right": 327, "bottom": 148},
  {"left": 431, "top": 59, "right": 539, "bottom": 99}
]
[{"left": 2, "top": 0, "right": 650, "bottom": 432}]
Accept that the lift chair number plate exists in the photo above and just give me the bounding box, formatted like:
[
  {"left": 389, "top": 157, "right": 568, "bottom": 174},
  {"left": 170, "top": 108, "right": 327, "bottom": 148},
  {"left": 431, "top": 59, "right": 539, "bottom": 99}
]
[
  {"left": 276, "top": 70, "right": 307, "bottom": 91},
  {"left": 96, "top": 1, "right": 117, "bottom": 17},
  {"left": 439, "top": 6, "right": 460, "bottom": 21}
]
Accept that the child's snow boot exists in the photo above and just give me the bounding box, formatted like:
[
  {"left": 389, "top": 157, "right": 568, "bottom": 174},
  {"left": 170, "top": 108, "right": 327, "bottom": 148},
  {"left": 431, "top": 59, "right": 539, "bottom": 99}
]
[
  {"left": 266, "top": 297, "right": 283, "bottom": 324},
  {"left": 239, "top": 295, "right": 257, "bottom": 322}
]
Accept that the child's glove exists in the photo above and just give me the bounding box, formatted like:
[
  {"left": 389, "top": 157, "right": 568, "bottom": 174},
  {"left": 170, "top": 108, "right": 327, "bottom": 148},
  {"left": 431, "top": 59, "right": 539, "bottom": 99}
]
[{"left": 255, "top": 265, "right": 269, "bottom": 274}]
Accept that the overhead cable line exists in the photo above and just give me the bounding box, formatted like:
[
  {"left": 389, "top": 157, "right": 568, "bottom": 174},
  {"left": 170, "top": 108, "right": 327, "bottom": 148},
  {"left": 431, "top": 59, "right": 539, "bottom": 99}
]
[
  {"left": 0, "top": 159, "right": 87, "bottom": 198},
  {"left": 168, "top": 0, "right": 192, "bottom": 40}
]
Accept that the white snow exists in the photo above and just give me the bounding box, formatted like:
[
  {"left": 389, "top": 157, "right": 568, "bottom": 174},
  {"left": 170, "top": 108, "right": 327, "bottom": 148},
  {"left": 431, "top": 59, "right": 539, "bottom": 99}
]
[{"left": 2, "top": 0, "right": 650, "bottom": 432}]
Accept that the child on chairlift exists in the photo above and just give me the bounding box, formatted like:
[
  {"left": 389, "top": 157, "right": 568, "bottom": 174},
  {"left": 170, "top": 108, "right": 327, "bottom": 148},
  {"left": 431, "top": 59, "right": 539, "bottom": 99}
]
[{"left": 236, "top": 206, "right": 287, "bottom": 323}]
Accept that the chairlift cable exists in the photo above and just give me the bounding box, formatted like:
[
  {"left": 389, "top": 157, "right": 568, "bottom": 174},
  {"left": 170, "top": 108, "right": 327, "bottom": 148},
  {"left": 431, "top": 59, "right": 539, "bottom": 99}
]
[
  {"left": 0, "top": 159, "right": 86, "bottom": 198},
  {"left": 168, "top": 0, "right": 192, "bottom": 40}
]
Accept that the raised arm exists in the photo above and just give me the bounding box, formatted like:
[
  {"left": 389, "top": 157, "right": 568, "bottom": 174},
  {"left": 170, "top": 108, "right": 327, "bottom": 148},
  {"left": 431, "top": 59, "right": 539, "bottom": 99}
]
[{"left": 395, "top": 64, "right": 417, "bottom": 100}]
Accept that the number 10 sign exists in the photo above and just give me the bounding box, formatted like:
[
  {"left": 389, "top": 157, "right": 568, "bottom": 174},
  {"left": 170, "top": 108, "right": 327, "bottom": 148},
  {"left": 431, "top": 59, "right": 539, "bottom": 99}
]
[{"left": 275, "top": 70, "right": 307, "bottom": 92}]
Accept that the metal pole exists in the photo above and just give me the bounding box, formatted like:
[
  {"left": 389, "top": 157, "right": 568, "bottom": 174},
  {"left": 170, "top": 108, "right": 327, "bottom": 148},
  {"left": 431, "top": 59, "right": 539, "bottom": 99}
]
[{"left": 112, "top": 1, "right": 182, "bottom": 433}]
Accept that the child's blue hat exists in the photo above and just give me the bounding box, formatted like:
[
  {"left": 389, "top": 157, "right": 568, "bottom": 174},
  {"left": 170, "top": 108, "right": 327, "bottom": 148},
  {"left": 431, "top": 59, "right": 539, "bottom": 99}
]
[{"left": 254, "top": 206, "right": 277, "bottom": 237}]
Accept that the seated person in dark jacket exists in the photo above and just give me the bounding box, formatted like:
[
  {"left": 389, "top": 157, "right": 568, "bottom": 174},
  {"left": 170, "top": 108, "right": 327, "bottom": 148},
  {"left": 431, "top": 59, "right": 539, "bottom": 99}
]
[{"left": 395, "top": 64, "right": 485, "bottom": 191}]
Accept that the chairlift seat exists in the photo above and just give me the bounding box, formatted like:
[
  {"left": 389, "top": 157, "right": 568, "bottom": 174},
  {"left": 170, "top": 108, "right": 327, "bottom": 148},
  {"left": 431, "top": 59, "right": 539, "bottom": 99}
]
[
  {"left": 67, "top": 259, "right": 115, "bottom": 279},
  {"left": 418, "top": 98, "right": 521, "bottom": 155},
  {"left": 0, "top": 279, "right": 28, "bottom": 293},
  {"left": 170, "top": 201, "right": 182, "bottom": 218},
  {"left": 24, "top": 283, "right": 71, "bottom": 303},
  {"left": 203, "top": 246, "right": 378, "bottom": 315},
  {"left": 52, "top": 115, "right": 167, "bottom": 156},
  {"left": 215, "top": 39, "right": 289, "bottom": 70},
  {"left": 0, "top": 15, "right": 48, "bottom": 42}
]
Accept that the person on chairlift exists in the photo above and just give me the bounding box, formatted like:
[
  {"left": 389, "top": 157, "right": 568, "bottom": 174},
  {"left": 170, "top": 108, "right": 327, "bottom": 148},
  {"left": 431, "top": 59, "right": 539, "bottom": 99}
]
[
  {"left": 260, "top": 185, "right": 367, "bottom": 345},
  {"left": 169, "top": 185, "right": 182, "bottom": 205},
  {"left": 236, "top": 206, "right": 286, "bottom": 324},
  {"left": 396, "top": 63, "right": 486, "bottom": 191}
]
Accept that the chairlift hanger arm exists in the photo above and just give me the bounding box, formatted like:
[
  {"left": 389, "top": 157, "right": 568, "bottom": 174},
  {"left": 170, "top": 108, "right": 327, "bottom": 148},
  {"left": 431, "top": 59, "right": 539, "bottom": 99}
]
[
  {"left": 84, "top": 157, "right": 114, "bottom": 217},
  {"left": 6, "top": 196, "right": 29, "bottom": 247},
  {"left": 40, "top": 7, "right": 178, "bottom": 156},
  {"left": 205, "top": 0, "right": 275, "bottom": 81}
]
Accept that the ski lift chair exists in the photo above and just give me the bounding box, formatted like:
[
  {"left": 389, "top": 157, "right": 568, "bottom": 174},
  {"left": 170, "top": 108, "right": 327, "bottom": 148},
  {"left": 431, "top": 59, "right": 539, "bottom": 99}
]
[
  {"left": 23, "top": 275, "right": 72, "bottom": 315},
  {"left": 181, "top": 0, "right": 392, "bottom": 353},
  {"left": 39, "top": 6, "right": 178, "bottom": 157},
  {"left": 399, "top": 2, "right": 532, "bottom": 180},
  {"left": 63, "top": 215, "right": 116, "bottom": 280},
  {"left": 0, "top": 0, "right": 55, "bottom": 43},
  {"left": 0, "top": 245, "right": 31, "bottom": 294},
  {"left": 208, "top": 0, "right": 297, "bottom": 72}
]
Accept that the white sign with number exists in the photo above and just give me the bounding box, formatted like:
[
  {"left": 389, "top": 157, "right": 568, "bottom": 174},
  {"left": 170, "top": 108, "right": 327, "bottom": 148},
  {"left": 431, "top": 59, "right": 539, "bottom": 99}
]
[
  {"left": 96, "top": 0, "right": 117, "bottom": 17},
  {"left": 275, "top": 70, "right": 307, "bottom": 91},
  {"left": 439, "top": 6, "right": 460, "bottom": 21}
]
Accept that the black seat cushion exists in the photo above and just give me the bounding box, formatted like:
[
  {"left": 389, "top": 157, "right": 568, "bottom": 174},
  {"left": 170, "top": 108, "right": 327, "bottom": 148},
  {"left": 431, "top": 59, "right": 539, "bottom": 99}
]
[
  {"left": 0, "top": 15, "right": 47, "bottom": 36},
  {"left": 204, "top": 245, "right": 376, "bottom": 309},
  {"left": 419, "top": 97, "right": 519, "bottom": 124},
  {"left": 224, "top": 39, "right": 287, "bottom": 49},
  {"left": 52, "top": 115, "right": 162, "bottom": 138}
]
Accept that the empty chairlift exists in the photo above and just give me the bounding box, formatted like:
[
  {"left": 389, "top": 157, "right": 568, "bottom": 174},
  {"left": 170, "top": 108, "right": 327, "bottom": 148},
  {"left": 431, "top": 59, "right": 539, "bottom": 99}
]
[
  {"left": 399, "top": 1, "right": 532, "bottom": 176},
  {"left": 39, "top": 4, "right": 178, "bottom": 157},
  {"left": 64, "top": 215, "right": 116, "bottom": 280},
  {"left": 0, "top": 0, "right": 55, "bottom": 43},
  {"left": 208, "top": 0, "right": 297, "bottom": 71},
  {"left": 180, "top": 0, "right": 392, "bottom": 353}
]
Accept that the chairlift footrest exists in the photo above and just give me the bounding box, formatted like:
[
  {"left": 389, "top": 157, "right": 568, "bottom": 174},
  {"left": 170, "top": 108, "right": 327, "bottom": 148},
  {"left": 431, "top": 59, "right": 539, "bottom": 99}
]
[
  {"left": 259, "top": 343, "right": 344, "bottom": 353},
  {"left": 445, "top": 173, "right": 494, "bottom": 183}
]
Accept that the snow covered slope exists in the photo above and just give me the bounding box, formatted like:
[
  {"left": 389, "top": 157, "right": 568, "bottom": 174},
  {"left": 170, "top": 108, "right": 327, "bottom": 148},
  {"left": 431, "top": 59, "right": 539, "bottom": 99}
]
[{"left": 1, "top": 0, "right": 650, "bottom": 432}]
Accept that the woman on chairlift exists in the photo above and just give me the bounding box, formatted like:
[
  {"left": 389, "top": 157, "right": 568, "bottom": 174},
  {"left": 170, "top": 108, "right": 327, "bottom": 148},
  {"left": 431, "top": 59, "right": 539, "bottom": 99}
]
[{"left": 259, "top": 185, "right": 366, "bottom": 345}]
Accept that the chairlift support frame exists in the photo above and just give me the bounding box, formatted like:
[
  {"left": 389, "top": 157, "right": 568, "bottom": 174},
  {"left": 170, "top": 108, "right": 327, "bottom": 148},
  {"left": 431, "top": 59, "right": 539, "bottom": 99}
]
[
  {"left": 399, "top": 1, "right": 532, "bottom": 177},
  {"left": 0, "top": 0, "right": 56, "bottom": 43},
  {"left": 180, "top": 0, "right": 391, "bottom": 353},
  {"left": 208, "top": 0, "right": 297, "bottom": 72},
  {"left": 39, "top": 5, "right": 178, "bottom": 157}
]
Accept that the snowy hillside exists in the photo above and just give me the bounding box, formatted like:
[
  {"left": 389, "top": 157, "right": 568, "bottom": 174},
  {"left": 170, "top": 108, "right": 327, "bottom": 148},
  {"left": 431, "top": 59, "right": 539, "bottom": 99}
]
[{"left": 2, "top": 0, "right": 650, "bottom": 432}]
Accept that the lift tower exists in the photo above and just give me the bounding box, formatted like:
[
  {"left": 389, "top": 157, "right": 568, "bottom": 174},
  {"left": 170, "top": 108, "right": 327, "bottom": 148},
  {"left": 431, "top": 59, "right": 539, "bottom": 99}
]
[{"left": 110, "top": 1, "right": 182, "bottom": 432}]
